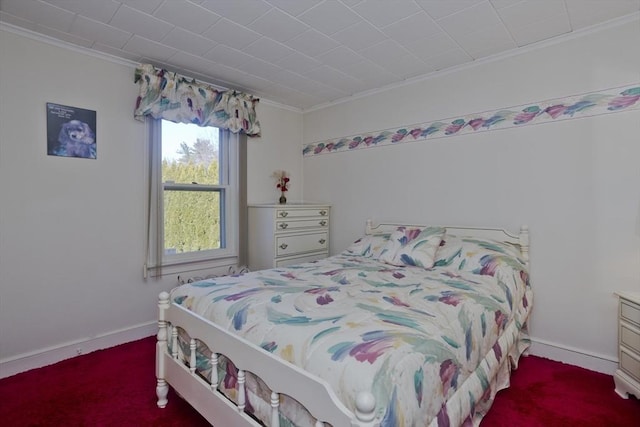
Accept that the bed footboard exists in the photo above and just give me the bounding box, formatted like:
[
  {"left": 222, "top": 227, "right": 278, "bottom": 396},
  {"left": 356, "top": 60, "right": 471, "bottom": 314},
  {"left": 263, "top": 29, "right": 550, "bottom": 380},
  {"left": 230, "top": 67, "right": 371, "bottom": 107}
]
[{"left": 156, "top": 291, "right": 378, "bottom": 427}]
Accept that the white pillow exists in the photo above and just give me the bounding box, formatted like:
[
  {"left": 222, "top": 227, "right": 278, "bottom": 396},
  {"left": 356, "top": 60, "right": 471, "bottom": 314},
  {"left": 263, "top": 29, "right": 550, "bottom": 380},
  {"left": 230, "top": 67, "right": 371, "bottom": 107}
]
[
  {"left": 379, "top": 226, "right": 445, "bottom": 268},
  {"left": 345, "top": 233, "right": 391, "bottom": 259}
]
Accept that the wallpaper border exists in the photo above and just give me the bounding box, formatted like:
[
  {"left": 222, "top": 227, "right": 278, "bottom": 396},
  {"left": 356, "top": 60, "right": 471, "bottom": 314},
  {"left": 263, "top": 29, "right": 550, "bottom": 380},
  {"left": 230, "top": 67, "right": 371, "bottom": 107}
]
[{"left": 302, "top": 84, "right": 640, "bottom": 157}]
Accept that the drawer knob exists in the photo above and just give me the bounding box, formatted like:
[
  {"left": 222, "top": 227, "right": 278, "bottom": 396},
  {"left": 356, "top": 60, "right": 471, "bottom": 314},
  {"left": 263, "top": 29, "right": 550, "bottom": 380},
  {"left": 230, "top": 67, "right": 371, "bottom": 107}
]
[
  {"left": 319, "top": 220, "right": 327, "bottom": 226},
  {"left": 279, "top": 211, "right": 288, "bottom": 217},
  {"left": 279, "top": 223, "right": 289, "bottom": 229},
  {"left": 319, "top": 239, "right": 326, "bottom": 245},
  {"left": 319, "top": 210, "right": 327, "bottom": 216},
  {"left": 279, "top": 243, "right": 288, "bottom": 250}
]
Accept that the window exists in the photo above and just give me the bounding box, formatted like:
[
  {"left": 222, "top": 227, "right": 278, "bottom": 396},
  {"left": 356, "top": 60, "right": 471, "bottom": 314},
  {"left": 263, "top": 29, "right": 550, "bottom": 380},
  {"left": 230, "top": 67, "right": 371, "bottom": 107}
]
[{"left": 146, "top": 119, "right": 239, "bottom": 276}]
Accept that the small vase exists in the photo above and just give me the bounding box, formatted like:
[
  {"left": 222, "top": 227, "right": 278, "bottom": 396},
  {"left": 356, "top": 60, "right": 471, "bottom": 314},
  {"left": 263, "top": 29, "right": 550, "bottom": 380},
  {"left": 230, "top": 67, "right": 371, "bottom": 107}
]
[{"left": 279, "top": 194, "right": 287, "bottom": 204}]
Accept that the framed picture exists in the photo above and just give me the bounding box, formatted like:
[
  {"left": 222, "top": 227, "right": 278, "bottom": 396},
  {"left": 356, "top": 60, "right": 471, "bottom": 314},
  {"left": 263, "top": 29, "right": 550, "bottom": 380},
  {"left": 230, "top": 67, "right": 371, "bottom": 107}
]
[{"left": 46, "top": 103, "right": 97, "bottom": 159}]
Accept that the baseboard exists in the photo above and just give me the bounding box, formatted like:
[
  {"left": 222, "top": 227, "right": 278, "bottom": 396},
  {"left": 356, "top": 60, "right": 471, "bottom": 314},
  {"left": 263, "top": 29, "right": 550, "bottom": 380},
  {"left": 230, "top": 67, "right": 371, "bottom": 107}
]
[
  {"left": 528, "top": 337, "right": 618, "bottom": 375},
  {"left": 0, "top": 327, "right": 619, "bottom": 380},
  {"left": 0, "top": 322, "right": 157, "bottom": 379}
]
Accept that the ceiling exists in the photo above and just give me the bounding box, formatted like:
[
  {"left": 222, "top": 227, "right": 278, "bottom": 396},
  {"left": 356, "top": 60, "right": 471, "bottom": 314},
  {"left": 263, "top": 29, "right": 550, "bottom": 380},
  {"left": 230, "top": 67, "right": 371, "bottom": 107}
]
[{"left": 1, "top": 1, "right": 639, "bottom": 110}]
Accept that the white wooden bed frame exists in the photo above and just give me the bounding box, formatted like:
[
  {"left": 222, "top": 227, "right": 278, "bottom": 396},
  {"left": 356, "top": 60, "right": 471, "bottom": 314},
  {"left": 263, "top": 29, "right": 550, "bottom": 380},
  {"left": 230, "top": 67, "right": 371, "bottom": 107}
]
[{"left": 156, "top": 220, "right": 530, "bottom": 427}]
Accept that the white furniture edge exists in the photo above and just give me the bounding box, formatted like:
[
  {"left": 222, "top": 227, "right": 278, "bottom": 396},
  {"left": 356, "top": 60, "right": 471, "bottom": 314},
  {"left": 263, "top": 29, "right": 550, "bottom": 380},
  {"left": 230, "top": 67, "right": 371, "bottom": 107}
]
[
  {"left": 156, "top": 220, "right": 530, "bottom": 426},
  {"left": 613, "top": 291, "right": 640, "bottom": 399}
]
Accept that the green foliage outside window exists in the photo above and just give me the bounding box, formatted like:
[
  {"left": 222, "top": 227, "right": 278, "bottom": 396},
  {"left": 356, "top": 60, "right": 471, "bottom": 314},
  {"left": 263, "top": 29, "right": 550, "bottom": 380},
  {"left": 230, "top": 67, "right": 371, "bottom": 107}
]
[{"left": 162, "top": 138, "right": 221, "bottom": 254}]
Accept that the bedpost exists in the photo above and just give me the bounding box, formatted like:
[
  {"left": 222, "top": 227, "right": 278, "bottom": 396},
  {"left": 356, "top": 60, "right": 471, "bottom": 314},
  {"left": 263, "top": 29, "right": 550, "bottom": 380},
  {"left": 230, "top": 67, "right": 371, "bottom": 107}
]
[
  {"left": 353, "top": 391, "right": 377, "bottom": 426},
  {"left": 156, "top": 291, "right": 170, "bottom": 408},
  {"left": 519, "top": 225, "right": 529, "bottom": 265},
  {"left": 365, "top": 219, "right": 374, "bottom": 235}
]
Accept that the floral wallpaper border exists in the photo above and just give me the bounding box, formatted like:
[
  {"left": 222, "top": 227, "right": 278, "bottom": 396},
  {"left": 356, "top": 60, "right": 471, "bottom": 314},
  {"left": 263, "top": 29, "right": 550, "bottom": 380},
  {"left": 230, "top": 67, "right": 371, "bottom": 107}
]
[{"left": 303, "top": 85, "right": 640, "bottom": 157}]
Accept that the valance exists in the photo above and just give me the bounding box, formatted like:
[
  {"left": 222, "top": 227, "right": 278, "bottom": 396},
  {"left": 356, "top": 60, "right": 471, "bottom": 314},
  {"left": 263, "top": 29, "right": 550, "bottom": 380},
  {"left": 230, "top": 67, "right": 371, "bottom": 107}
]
[{"left": 134, "top": 64, "right": 261, "bottom": 137}]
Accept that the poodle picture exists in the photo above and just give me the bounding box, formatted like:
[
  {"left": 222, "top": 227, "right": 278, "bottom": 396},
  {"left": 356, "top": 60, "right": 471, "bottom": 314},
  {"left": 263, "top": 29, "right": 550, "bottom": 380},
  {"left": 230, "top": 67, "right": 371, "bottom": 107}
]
[
  {"left": 58, "top": 120, "right": 96, "bottom": 158},
  {"left": 47, "top": 103, "right": 97, "bottom": 159}
]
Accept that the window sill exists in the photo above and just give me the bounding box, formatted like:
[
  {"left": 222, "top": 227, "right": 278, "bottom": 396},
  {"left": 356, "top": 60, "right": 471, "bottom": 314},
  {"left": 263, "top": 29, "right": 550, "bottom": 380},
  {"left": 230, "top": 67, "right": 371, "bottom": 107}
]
[{"left": 145, "top": 255, "right": 239, "bottom": 278}]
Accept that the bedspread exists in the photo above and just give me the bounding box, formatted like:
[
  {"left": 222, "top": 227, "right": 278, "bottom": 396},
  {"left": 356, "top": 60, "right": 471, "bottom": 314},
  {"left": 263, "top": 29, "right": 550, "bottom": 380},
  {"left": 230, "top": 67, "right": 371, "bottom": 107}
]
[{"left": 170, "top": 251, "right": 532, "bottom": 426}]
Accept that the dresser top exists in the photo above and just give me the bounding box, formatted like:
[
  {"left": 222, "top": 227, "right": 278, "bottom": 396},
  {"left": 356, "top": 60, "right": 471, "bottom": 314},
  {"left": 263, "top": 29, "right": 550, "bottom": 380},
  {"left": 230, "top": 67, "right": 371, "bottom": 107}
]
[{"left": 616, "top": 291, "right": 640, "bottom": 305}]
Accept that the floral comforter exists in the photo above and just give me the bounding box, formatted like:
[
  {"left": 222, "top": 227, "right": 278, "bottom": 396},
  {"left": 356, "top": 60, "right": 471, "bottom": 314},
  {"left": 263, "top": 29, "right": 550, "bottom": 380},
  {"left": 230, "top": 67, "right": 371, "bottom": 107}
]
[{"left": 170, "top": 245, "right": 532, "bottom": 427}]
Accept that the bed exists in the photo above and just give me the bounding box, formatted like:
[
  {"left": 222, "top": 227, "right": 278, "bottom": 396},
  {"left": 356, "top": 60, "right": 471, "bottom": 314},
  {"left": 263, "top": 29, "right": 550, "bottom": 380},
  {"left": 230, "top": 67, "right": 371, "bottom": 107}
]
[{"left": 156, "top": 220, "right": 532, "bottom": 427}]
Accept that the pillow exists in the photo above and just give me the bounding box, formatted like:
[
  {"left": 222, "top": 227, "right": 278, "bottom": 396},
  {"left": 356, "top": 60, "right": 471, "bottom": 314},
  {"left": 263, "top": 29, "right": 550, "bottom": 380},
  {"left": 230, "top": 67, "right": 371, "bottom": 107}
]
[
  {"left": 379, "top": 226, "right": 445, "bottom": 268},
  {"left": 432, "top": 234, "right": 464, "bottom": 268},
  {"left": 345, "top": 233, "right": 391, "bottom": 259},
  {"left": 434, "top": 234, "right": 526, "bottom": 276}
]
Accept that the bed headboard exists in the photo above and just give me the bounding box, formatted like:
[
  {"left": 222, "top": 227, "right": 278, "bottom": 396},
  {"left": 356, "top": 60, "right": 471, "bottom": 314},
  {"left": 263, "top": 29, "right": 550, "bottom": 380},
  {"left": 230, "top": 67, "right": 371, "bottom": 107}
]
[{"left": 365, "top": 219, "right": 529, "bottom": 264}]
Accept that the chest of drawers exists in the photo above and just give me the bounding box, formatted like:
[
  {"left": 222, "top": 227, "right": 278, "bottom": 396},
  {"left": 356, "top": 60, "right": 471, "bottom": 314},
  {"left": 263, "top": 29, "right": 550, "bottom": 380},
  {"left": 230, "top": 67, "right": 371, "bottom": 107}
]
[
  {"left": 614, "top": 291, "right": 640, "bottom": 399},
  {"left": 248, "top": 204, "right": 330, "bottom": 271}
]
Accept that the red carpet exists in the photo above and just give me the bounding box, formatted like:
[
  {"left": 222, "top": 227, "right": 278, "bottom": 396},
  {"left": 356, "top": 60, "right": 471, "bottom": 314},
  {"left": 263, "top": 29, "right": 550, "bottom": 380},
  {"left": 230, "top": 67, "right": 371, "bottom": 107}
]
[{"left": 1, "top": 337, "right": 638, "bottom": 426}]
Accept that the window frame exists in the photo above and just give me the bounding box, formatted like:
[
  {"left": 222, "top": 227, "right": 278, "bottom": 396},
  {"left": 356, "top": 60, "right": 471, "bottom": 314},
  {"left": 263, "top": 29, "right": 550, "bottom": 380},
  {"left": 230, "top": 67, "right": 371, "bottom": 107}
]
[{"left": 145, "top": 119, "right": 239, "bottom": 277}]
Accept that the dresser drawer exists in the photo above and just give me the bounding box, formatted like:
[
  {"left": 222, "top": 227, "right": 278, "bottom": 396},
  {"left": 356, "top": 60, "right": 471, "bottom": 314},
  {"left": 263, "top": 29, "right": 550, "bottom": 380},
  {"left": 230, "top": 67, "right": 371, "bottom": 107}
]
[
  {"left": 621, "top": 322, "right": 640, "bottom": 353},
  {"left": 275, "top": 218, "right": 329, "bottom": 232},
  {"left": 276, "top": 232, "right": 328, "bottom": 257},
  {"left": 621, "top": 300, "right": 640, "bottom": 328},
  {"left": 275, "top": 252, "right": 327, "bottom": 267},
  {"left": 275, "top": 207, "right": 329, "bottom": 219},
  {"left": 620, "top": 346, "right": 640, "bottom": 382}
]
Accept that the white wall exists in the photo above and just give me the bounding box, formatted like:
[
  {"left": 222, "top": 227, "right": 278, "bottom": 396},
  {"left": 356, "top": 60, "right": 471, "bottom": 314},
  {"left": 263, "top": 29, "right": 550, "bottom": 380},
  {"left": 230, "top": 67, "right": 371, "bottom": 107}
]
[
  {"left": 0, "top": 28, "right": 302, "bottom": 376},
  {"left": 302, "top": 19, "right": 640, "bottom": 373}
]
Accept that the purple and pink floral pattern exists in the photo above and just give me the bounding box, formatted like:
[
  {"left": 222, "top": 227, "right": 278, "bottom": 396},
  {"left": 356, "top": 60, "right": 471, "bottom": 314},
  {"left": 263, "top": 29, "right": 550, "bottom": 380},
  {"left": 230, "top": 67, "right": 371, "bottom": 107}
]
[
  {"left": 171, "top": 237, "right": 532, "bottom": 427},
  {"left": 303, "top": 85, "right": 640, "bottom": 157}
]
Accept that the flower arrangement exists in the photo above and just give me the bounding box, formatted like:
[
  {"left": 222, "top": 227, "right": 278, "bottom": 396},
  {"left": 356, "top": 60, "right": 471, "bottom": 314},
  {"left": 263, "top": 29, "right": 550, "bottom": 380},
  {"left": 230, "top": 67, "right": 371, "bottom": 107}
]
[{"left": 272, "top": 170, "right": 290, "bottom": 204}]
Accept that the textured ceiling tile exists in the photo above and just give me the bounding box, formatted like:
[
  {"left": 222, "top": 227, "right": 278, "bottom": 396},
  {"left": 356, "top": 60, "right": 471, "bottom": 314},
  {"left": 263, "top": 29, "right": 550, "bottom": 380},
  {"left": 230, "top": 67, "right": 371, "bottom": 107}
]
[
  {"left": 265, "top": 0, "right": 320, "bottom": 17},
  {"left": 123, "top": 35, "right": 178, "bottom": 61},
  {"left": 352, "top": 0, "right": 422, "bottom": 28},
  {"left": 203, "top": 44, "right": 254, "bottom": 69},
  {"left": 496, "top": 0, "right": 567, "bottom": 31},
  {"left": 565, "top": 0, "right": 640, "bottom": 29},
  {"left": 508, "top": 13, "right": 572, "bottom": 47},
  {"left": 331, "top": 21, "right": 388, "bottom": 51},
  {"left": 453, "top": 23, "right": 516, "bottom": 58},
  {"left": 46, "top": 0, "right": 120, "bottom": 23},
  {"left": 203, "top": 18, "right": 262, "bottom": 50},
  {"left": 276, "top": 52, "right": 322, "bottom": 75},
  {"left": 403, "top": 32, "right": 459, "bottom": 61},
  {"left": 425, "top": 48, "right": 473, "bottom": 71},
  {"left": 285, "top": 29, "right": 340, "bottom": 57},
  {"left": 382, "top": 11, "right": 441, "bottom": 45},
  {"left": 317, "top": 46, "right": 364, "bottom": 71},
  {"left": 416, "top": 0, "right": 485, "bottom": 20},
  {"left": 69, "top": 15, "right": 132, "bottom": 49},
  {"left": 248, "top": 7, "right": 309, "bottom": 42},
  {"left": 153, "top": 0, "right": 221, "bottom": 34},
  {"left": 161, "top": 27, "right": 216, "bottom": 56},
  {"left": 297, "top": 1, "right": 361, "bottom": 35},
  {"left": 359, "top": 39, "right": 412, "bottom": 65},
  {"left": 200, "top": 0, "right": 271, "bottom": 26},
  {"left": 110, "top": 5, "right": 173, "bottom": 41},
  {"left": 119, "top": 0, "right": 164, "bottom": 15},
  {"left": 242, "top": 37, "right": 295, "bottom": 62},
  {"left": 436, "top": 1, "right": 501, "bottom": 39}
]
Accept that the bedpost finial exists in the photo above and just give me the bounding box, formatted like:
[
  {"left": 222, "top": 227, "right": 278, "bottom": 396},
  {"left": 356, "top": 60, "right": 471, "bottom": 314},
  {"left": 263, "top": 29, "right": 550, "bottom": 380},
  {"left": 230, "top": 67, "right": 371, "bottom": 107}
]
[
  {"left": 354, "top": 391, "right": 376, "bottom": 423},
  {"left": 158, "top": 291, "right": 170, "bottom": 310},
  {"left": 365, "top": 219, "right": 373, "bottom": 235},
  {"left": 519, "top": 225, "right": 530, "bottom": 264}
]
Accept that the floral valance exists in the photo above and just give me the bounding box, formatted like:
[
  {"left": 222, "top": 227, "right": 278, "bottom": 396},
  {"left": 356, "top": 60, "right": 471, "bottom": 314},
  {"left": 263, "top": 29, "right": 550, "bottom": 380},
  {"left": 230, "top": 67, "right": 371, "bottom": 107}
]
[{"left": 134, "top": 64, "right": 261, "bottom": 137}]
